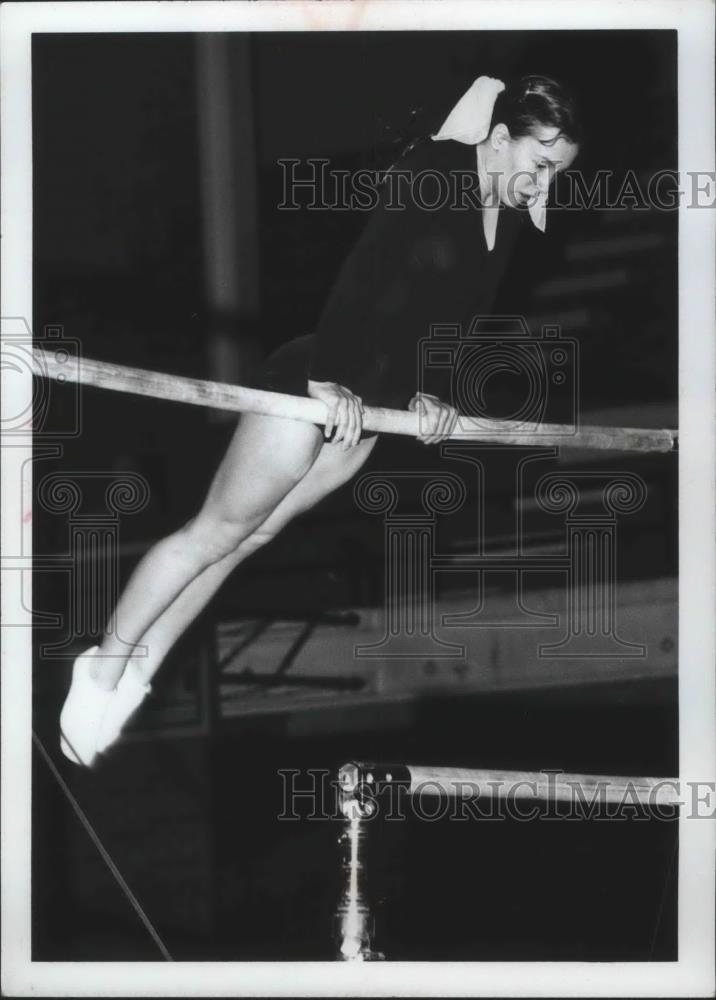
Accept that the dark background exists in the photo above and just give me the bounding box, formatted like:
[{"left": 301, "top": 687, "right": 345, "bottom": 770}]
[{"left": 32, "top": 30, "right": 678, "bottom": 962}]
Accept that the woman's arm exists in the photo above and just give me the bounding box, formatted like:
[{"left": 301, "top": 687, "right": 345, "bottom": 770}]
[
  {"left": 307, "top": 139, "right": 437, "bottom": 392},
  {"left": 307, "top": 138, "right": 482, "bottom": 439},
  {"left": 408, "top": 392, "right": 459, "bottom": 444},
  {"left": 306, "top": 378, "right": 364, "bottom": 450}
]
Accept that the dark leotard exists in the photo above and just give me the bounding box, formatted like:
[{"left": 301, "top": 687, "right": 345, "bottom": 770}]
[{"left": 257, "top": 137, "right": 528, "bottom": 432}]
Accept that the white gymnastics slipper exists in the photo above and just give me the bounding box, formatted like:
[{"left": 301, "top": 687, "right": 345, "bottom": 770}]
[
  {"left": 59, "top": 646, "right": 115, "bottom": 767},
  {"left": 95, "top": 660, "right": 151, "bottom": 756}
]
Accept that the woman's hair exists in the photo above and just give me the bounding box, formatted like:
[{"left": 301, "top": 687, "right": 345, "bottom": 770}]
[
  {"left": 490, "top": 74, "right": 582, "bottom": 146},
  {"left": 383, "top": 73, "right": 582, "bottom": 174}
]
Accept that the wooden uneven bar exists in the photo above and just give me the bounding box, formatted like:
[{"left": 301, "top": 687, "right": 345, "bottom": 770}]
[
  {"left": 407, "top": 764, "right": 679, "bottom": 807},
  {"left": 32, "top": 348, "right": 677, "bottom": 453},
  {"left": 340, "top": 762, "right": 681, "bottom": 807}
]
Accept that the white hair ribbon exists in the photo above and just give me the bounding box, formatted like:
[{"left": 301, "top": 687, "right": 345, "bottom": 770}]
[{"left": 431, "top": 75, "right": 547, "bottom": 238}]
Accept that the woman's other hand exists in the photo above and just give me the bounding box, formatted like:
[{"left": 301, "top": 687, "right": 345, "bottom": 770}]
[
  {"left": 307, "top": 380, "right": 364, "bottom": 449},
  {"left": 408, "top": 392, "right": 459, "bottom": 444}
]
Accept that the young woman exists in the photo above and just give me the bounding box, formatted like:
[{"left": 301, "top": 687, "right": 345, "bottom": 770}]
[{"left": 60, "top": 74, "right": 581, "bottom": 766}]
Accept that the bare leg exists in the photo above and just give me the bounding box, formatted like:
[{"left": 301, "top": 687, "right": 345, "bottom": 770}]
[
  {"left": 92, "top": 413, "right": 325, "bottom": 689},
  {"left": 129, "top": 432, "right": 378, "bottom": 682}
]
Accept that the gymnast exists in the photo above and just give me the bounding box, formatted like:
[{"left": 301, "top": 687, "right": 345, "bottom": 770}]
[{"left": 60, "top": 74, "right": 581, "bottom": 766}]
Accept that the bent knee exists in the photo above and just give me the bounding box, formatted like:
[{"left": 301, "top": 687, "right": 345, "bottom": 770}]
[
  {"left": 239, "top": 524, "right": 279, "bottom": 554},
  {"left": 181, "top": 514, "right": 261, "bottom": 564}
]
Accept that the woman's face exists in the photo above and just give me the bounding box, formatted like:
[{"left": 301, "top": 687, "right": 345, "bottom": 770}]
[{"left": 487, "top": 124, "right": 579, "bottom": 210}]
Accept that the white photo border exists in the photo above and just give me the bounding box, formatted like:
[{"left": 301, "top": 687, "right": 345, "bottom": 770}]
[{"left": 1, "top": 1, "right": 714, "bottom": 996}]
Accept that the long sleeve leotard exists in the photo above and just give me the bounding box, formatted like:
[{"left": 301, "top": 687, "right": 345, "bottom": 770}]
[{"left": 258, "top": 136, "right": 528, "bottom": 413}]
